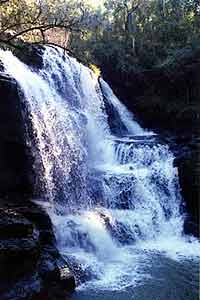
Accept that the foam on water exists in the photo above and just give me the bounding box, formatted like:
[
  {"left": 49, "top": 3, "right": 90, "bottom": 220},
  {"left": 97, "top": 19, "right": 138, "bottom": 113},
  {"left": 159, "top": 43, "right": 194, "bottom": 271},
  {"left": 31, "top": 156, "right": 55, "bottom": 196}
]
[{"left": 0, "top": 46, "right": 199, "bottom": 291}]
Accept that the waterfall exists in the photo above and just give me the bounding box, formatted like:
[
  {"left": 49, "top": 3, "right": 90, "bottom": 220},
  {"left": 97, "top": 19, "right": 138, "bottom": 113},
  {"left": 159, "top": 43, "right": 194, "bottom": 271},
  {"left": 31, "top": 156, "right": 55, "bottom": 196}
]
[{"left": 0, "top": 46, "right": 199, "bottom": 291}]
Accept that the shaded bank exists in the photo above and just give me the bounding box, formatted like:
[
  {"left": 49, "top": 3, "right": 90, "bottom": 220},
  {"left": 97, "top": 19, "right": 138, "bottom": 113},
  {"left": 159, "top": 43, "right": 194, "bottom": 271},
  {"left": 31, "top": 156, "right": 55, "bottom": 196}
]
[{"left": 101, "top": 46, "right": 200, "bottom": 135}]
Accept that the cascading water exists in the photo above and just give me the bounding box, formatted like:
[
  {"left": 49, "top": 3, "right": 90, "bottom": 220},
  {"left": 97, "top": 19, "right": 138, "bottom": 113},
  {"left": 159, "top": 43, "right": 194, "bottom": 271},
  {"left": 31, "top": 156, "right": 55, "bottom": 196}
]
[{"left": 0, "top": 47, "right": 199, "bottom": 295}]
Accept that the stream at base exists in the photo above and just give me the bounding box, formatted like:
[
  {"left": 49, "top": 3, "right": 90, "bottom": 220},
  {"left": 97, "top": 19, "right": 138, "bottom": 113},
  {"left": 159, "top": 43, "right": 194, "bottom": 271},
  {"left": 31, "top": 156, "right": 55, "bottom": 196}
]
[
  {"left": 50, "top": 206, "right": 199, "bottom": 300},
  {"left": 71, "top": 253, "right": 198, "bottom": 300}
]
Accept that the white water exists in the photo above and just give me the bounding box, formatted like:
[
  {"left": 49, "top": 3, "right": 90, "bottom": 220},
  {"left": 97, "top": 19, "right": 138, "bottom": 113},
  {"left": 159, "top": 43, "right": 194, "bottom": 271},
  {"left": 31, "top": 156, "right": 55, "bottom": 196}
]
[{"left": 0, "top": 47, "right": 199, "bottom": 291}]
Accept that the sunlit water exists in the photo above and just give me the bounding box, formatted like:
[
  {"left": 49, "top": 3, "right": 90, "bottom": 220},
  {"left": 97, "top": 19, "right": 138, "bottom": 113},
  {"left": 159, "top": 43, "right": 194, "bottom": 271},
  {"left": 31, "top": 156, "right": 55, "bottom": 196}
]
[{"left": 0, "top": 47, "right": 199, "bottom": 299}]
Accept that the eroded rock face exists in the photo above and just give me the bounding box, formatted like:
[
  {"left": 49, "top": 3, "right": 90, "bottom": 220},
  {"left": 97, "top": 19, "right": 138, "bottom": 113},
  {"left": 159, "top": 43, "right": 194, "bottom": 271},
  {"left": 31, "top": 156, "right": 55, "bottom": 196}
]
[
  {"left": 0, "top": 73, "right": 34, "bottom": 195},
  {"left": 169, "top": 135, "right": 200, "bottom": 237},
  {"left": 13, "top": 44, "right": 44, "bottom": 69},
  {"left": 0, "top": 209, "right": 34, "bottom": 239},
  {"left": 176, "top": 139, "right": 200, "bottom": 237},
  {"left": 0, "top": 199, "right": 75, "bottom": 300},
  {"left": 0, "top": 209, "right": 40, "bottom": 289}
]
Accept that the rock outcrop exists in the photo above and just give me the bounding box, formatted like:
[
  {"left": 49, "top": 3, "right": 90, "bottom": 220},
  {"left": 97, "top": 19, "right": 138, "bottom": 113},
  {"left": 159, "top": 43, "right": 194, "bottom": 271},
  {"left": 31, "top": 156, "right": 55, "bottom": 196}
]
[
  {"left": 173, "top": 137, "right": 200, "bottom": 237},
  {"left": 0, "top": 198, "right": 75, "bottom": 300},
  {"left": 165, "top": 135, "right": 199, "bottom": 237},
  {"left": 0, "top": 73, "right": 34, "bottom": 195}
]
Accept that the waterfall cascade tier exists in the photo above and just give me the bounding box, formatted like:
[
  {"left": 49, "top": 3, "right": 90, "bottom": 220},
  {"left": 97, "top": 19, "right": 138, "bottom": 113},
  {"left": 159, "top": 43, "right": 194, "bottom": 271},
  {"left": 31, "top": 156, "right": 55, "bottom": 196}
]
[{"left": 0, "top": 47, "right": 199, "bottom": 291}]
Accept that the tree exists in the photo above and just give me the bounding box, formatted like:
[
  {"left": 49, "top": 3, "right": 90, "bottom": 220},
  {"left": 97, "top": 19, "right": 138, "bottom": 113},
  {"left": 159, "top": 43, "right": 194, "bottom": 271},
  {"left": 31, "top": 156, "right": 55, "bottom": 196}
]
[
  {"left": 0, "top": 0, "right": 93, "bottom": 50},
  {"left": 0, "top": 0, "right": 200, "bottom": 69}
]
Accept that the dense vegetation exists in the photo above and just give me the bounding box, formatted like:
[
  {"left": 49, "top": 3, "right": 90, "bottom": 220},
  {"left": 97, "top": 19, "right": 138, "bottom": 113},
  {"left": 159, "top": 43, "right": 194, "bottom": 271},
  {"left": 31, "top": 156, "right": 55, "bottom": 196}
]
[
  {"left": 71, "top": 0, "right": 200, "bottom": 69},
  {"left": 1, "top": 0, "right": 199, "bottom": 66}
]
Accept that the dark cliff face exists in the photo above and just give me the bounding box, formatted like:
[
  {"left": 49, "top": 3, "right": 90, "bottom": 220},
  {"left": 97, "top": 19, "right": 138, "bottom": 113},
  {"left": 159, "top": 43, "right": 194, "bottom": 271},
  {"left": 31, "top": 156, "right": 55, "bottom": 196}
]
[
  {"left": 13, "top": 44, "right": 45, "bottom": 69},
  {"left": 176, "top": 139, "right": 200, "bottom": 237},
  {"left": 0, "top": 198, "right": 75, "bottom": 300},
  {"left": 0, "top": 73, "right": 34, "bottom": 196}
]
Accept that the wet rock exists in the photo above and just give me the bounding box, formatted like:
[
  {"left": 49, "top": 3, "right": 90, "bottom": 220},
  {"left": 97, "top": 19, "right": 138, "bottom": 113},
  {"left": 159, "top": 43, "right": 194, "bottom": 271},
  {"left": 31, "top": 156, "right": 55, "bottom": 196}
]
[
  {"left": 8, "top": 42, "right": 45, "bottom": 69},
  {"left": 168, "top": 135, "right": 200, "bottom": 237},
  {"left": 99, "top": 212, "right": 137, "bottom": 244},
  {"left": 176, "top": 141, "right": 200, "bottom": 237},
  {"left": 0, "top": 205, "right": 40, "bottom": 284},
  {"left": 0, "top": 73, "right": 34, "bottom": 195},
  {"left": 0, "top": 199, "right": 75, "bottom": 299},
  {"left": 0, "top": 274, "right": 41, "bottom": 300},
  {"left": 100, "top": 79, "right": 128, "bottom": 135},
  {"left": 14, "top": 205, "right": 55, "bottom": 239},
  {"left": 110, "top": 221, "right": 137, "bottom": 245},
  {"left": 39, "top": 253, "right": 75, "bottom": 297},
  {"left": 14, "top": 201, "right": 75, "bottom": 287},
  {"left": 184, "top": 217, "right": 199, "bottom": 238},
  {"left": 0, "top": 237, "right": 40, "bottom": 282},
  {"left": 66, "top": 256, "right": 97, "bottom": 285},
  {"left": 0, "top": 62, "right": 4, "bottom": 72},
  {"left": 0, "top": 209, "right": 34, "bottom": 239},
  {"left": 52, "top": 258, "right": 75, "bottom": 290}
]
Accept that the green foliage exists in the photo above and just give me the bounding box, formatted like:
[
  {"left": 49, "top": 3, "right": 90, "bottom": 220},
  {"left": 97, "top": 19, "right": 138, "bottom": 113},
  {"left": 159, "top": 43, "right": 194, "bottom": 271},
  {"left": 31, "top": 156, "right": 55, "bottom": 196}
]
[
  {"left": 70, "top": 0, "right": 200, "bottom": 71},
  {"left": 0, "top": 0, "right": 94, "bottom": 48},
  {"left": 0, "top": 0, "right": 200, "bottom": 73}
]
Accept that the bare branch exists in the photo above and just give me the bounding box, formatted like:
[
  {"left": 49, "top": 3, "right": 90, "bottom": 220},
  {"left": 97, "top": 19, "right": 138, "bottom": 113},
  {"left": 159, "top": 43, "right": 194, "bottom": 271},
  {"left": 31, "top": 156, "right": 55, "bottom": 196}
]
[
  {"left": 0, "top": 0, "right": 88, "bottom": 52},
  {"left": 0, "top": 0, "right": 9, "bottom": 5}
]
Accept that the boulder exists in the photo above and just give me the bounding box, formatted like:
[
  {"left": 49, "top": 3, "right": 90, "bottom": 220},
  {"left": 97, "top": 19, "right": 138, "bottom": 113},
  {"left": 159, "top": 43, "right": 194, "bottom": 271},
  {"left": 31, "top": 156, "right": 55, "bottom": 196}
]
[
  {"left": 0, "top": 237, "right": 40, "bottom": 281},
  {"left": 0, "top": 199, "right": 75, "bottom": 300},
  {"left": 0, "top": 209, "right": 34, "bottom": 239}
]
